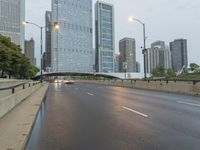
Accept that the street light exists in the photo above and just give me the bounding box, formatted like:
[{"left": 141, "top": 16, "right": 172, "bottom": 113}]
[
  {"left": 123, "top": 62, "right": 128, "bottom": 79},
  {"left": 23, "top": 21, "right": 59, "bottom": 83},
  {"left": 129, "top": 16, "right": 147, "bottom": 80}
]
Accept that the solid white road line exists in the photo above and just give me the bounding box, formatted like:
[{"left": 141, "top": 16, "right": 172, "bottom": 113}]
[
  {"left": 87, "top": 92, "right": 94, "bottom": 96},
  {"left": 122, "top": 106, "right": 148, "bottom": 118},
  {"left": 177, "top": 101, "right": 200, "bottom": 107}
]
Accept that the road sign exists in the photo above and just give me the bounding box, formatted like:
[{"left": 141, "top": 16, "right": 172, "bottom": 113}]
[{"left": 123, "top": 62, "right": 128, "bottom": 70}]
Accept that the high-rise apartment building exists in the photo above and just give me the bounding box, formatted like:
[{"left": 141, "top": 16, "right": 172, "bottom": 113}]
[
  {"left": 25, "top": 38, "right": 36, "bottom": 65},
  {"left": 45, "top": 11, "right": 52, "bottom": 69},
  {"left": 119, "top": 38, "right": 136, "bottom": 72},
  {"left": 147, "top": 41, "right": 171, "bottom": 73},
  {"left": 95, "top": 1, "right": 115, "bottom": 73},
  {"left": 0, "top": 0, "right": 25, "bottom": 51},
  {"left": 51, "top": 0, "right": 93, "bottom": 73},
  {"left": 170, "top": 39, "right": 188, "bottom": 72}
]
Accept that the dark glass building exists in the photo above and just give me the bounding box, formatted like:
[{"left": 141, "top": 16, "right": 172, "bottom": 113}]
[{"left": 170, "top": 39, "right": 188, "bottom": 72}]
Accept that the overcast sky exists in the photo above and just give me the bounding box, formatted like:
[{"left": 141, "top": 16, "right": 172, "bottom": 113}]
[{"left": 25, "top": 0, "right": 200, "bottom": 69}]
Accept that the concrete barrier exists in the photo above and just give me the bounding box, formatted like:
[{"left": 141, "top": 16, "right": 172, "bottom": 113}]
[
  {"left": 80, "top": 80, "right": 200, "bottom": 96},
  {"left": 0, "top": 79, "right": 28, "bottom": 88},
  {"left": 0, "top": 82, "right": 42, "bottom": 118},
  {"left": 0, "top": 81, "right": 35, "bottom": 99}
]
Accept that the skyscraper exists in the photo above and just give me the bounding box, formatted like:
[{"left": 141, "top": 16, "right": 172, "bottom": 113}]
[
  {"left": 51, "top": 0, "right": 93, "bottom": 73},
  {"left": 119, "top": 38, "right": 136, "bottom": 72},
  {"left": 0, "top": 0, "right": 25, "bottom": 51},
  {"left": 95, "top": 1, "right": 115, "bottom": 73},
  {"left": 25, "top": 38, "right": 36, "bottom": 65},
  {"left": 45, "top": 11, "right": 52, "bottom": 69},
  {"left": 170, "top": 39, "right": 188, "bottom": 72},
  {"left": 114, "top": 53, "right": 119, "bottom": 72},
  {"left": 147, "top": 41, "right": 171, "bottom": 73}
]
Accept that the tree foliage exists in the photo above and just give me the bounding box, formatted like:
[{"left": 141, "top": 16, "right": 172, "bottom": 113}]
[
  {"left": 190, "top": 63, "right": 200, "bottom": 72},
  {"left": 0, "top": 34, "right": 39, "bottom": 79},
  {"left": 152, "top": 65, "right": 165, "bottom": 77},
  {"left": 166, "top": 68, "right": 176, "bottom": 78},
  {"left": 152, "top": 66, "right": 176, "bottom": 78}
]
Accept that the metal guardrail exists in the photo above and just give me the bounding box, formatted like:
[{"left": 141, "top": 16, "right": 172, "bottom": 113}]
[
  {"left": 0, "top": 81, "right": 40, "bottom": 94},
  {"left": 97, "top": 79, "right": 200, "bottom": 85}
]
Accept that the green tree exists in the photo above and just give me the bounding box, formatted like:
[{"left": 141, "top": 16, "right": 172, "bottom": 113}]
[
  {"left": 0, "top": 45, "right": 11, "bottom": 77},
  {"left": 0, "top": 34, "right": 39, "bottom": 79},
  {"left": 190, "top": 63, "right": 199, "bottom": 72},
  {"left": 166, "top": 68, "right": 176, "bottom": 78},
  {"left": 152, "top": 65, "right": 165, "bottom": 77}
]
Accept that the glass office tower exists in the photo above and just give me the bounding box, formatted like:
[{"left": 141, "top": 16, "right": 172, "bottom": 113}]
[
  {"left": 51, "top": 0, "right": 93, "bottom": 73},
  {"left": 95, "top": 1, "right": 115, "bottom": 73},
  {"left": 0, "top": 0, "right": 25, "bottom": 51}
]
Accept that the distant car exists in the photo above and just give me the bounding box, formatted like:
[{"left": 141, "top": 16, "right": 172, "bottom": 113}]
[
  {"left": 63, "top": 79, "right": 75, "bottom": 84},
  {"left": 54, "top": 79, "right": 62, "bottom": 83}
]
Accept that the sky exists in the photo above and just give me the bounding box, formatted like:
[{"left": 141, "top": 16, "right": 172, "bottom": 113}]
[{"left": 25, "top": 0, "right": 200, "bottom": 69}]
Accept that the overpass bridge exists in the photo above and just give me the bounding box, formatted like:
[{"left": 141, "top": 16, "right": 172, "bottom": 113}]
[{"left": 35, "top": 71, "right": 150, "bottom": 80}]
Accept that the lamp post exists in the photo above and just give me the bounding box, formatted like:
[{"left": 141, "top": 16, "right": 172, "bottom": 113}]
[
  {"left": 123, "top": 62, "right": 128, "bottom": 79},
  {"left": 23, "top": 21, "right": 59, "bottom": 83},
  {"left": 129, "top": 17, "right": 147, "bottom": 80}
]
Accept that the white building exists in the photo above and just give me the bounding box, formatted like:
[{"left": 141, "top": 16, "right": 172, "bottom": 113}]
[
  {"left": 51, "top": 0, "right": 93, "bottom": 73},
  {"left": 146, "top": 41, "right": 172, "bottom": 73},
  {"left": 0, "top": 0, "right": 25, "bottom": 51}
]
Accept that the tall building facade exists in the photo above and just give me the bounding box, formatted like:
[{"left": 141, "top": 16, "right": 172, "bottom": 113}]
[
  {"left": 95, "top": 1, "right": 115, "bottom": 73},
  {"left": 147, "top": 41, "right": 171, "bottom": 73},
  {"left": 170, "top": 39, "right": 188, "bottom": 72},
  {"left": 114, "top": 54, "right": 119, "bottom": 72},
  {"left": 51, "top": 0, "right": 93, "bottom": 73},
  {"left": 25, "top": 38, "right": 36, "bottom": 65},
  {"left": 45, "top": 11, "right": 52, "bottom": 70},
  {"left": 0, "top": 0, "right": 25, "bottom": 51},
  {"left": 119, "top": 38, "right": 136, "bottom": 72}
]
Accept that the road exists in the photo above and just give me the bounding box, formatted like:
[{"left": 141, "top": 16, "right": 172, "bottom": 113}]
[{"left": 26, "top": 82, "right": 200, "bottom": 150}]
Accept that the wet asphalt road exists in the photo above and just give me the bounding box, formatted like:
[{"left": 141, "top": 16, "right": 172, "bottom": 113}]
[{"left": 26, "top": 82, "right": 200, "bottom": 150}]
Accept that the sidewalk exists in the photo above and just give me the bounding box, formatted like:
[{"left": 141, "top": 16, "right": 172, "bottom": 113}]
[{"left": 0, "top": 83, "right": 49, "bottom": 150}]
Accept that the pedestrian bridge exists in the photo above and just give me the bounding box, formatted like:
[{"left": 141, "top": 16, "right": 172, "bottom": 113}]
[{"left": 35, "top": 72, "right": 149, "bottom": 79}]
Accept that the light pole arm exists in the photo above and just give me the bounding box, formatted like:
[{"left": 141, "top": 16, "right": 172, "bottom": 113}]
[
  {"left": 133, "top": 18, "right": 145, "bottom": 26},
  {"left": 25, "top": 21, "right": 41, "bottom": 29}
]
